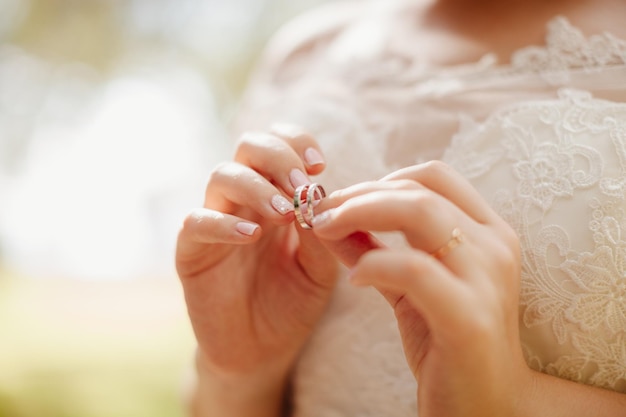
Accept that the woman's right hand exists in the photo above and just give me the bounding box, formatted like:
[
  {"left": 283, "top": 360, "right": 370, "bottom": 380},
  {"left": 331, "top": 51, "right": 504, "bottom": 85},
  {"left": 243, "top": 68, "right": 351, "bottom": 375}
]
[{"left": 176, "top": 125, "right": 339, "bottom": 416}]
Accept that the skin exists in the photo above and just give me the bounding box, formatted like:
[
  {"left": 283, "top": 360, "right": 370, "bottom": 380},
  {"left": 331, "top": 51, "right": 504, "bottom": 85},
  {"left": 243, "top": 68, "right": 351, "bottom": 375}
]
[
  {"left": 312, "top": 164, "right": 528, "bottom": 417},
  {"left": 176, "top": 0, "right": 626, "bottom": 415},
  {"left": 177, "top": 129, "right": 626, "bottom": 417},
  {"left": 387, "top": 0, "right": 626, "bottom": 67},
  {"left": 177, "top": 126, "right": 339, "bottom": 417}
]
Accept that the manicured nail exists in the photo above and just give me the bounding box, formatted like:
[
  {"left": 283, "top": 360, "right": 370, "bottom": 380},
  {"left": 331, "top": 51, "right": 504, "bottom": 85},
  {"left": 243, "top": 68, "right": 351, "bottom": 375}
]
[
  {"left": 289, "top": 169, "right": 310, "bottom": 188},
  {"left": 236, "top": 222, "right": 259, "bottom": 236},
  {"left": 271, "top": 194, "right": 294, "bottom": 215},
  {"left": 312, "top": 209, "right": 333, "bottom": 228},
  {"left": 304, "top": 147, "right": 325, "bottom": 166}
]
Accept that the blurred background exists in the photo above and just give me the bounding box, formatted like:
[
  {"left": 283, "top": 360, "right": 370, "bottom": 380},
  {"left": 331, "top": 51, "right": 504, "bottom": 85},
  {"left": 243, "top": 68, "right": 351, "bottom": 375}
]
[{"left": 0, "top": 0, "right": 333, "bottom": 416}]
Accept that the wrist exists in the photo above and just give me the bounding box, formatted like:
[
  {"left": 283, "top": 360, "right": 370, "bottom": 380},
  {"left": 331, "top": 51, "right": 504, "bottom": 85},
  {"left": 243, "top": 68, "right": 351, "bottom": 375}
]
[{"left": 192, "top": 349, "right": 292, "bottom": 417}]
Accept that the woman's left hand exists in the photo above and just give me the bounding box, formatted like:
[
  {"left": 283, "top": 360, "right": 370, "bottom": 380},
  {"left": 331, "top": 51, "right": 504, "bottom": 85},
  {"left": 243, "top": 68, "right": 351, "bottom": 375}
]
[{"left": 312, "top": 161, "right": 534, "bottom": 417}]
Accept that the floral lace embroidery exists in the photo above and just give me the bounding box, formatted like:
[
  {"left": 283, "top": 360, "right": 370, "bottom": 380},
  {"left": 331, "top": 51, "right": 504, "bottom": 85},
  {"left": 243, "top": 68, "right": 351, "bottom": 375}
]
[
  {"left": 511, "top": 17, "right": 626, "bottom": 81},
  {"left": 240, "top": 11, "right": 626, "bottom": 414},
  {"left": 530, "top": 333, "right": 626, "bottom": 391},
  {"left": 336, "top": 17, "right": 626, "bottom": 91},
  {"left": 443, "top": 90, "right": 626, "bottom": 391}
]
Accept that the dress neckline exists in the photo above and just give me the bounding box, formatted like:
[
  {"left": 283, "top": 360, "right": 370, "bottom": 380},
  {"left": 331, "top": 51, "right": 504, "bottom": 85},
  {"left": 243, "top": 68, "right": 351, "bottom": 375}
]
[
  {"left": 508, "top": 16, "right": 626, "bottom": 74},
  {"left": 337, "top": 16, "right": 626, "bottom": 90}
]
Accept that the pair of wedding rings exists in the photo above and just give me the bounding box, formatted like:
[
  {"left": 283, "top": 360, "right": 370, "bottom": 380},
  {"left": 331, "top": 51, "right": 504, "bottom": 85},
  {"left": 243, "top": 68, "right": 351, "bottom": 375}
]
[
  {"left": 291, "top": 182, "right": 464, "bottom": 261},
  {"left": 293, "top": 183, "right": 326, "bottom": 229}
]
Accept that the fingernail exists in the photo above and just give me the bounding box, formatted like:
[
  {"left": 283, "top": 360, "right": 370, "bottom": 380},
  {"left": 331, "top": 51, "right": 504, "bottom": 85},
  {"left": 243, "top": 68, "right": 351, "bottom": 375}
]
[
  {"left": 289, "top": 169, "right": 310, "bottom": 188},
  {"left": 304, "top": 147, "right": 325, "bottom": 166},
  {"left": 271, "top": 194, "right": 294, "bottom": 215},
  {"left": 236, "top": 222, "right": 259, "bottom": 236},
  {"left": 312, "top": 209, "right": 333, "bottom": 228}
]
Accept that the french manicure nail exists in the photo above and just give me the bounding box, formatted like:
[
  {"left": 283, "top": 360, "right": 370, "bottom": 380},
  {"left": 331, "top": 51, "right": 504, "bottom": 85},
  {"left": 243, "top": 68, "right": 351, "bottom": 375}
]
[
  {"left": 289, "top": 169, "right": 310, "bottom": 188},
  {"left": 304, "top": 147, "right": 325, "bottom": 166},
  {"left": 271, "top": 194, "right": 294, "bottom": 215},
  {"left": 236, "top": 222, "right": 259, "bottom": 236}
]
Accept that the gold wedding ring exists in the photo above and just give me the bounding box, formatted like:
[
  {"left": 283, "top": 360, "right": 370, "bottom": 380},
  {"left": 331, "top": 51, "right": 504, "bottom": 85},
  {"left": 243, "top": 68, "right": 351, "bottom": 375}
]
[
  {"left": 294, "top": 183, "right": 326, "bottom": 229},
  {"left": 431, "top": 227, "right": 465, "bottom": 259}
]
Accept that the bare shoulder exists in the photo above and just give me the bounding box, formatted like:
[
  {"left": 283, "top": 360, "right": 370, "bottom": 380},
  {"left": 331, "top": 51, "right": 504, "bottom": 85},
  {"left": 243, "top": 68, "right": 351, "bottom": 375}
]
[
  {"left": 255, "top": 1, "right": 364, "bottom": 75},
  {"left": 233, "top": 1, "right": 369, "bottom": 132}
]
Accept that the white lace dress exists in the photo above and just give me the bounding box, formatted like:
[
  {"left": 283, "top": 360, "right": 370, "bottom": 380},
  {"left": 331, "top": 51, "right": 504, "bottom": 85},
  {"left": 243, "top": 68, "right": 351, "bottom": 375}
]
[{"left": 236, "top": 10, "right": 626, "bottom": 416}]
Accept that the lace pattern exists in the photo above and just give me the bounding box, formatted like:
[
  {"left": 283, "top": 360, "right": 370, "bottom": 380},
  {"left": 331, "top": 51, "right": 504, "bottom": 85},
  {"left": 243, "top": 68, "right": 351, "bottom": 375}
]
[
  {"left": 443, "top": 90, "right": 626, "bottom": 391},
  {"left": 511, "top": 17, "right": 626, "bottom": 79},
  {"left": 336, "top": 17, "right": 626, "bottom": 88},
  {"left": 236, "top": 12, "right": 626, "bottom": 416}
]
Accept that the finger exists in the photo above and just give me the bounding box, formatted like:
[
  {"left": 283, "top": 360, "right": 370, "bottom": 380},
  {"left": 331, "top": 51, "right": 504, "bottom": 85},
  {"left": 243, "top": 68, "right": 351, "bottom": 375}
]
[
  {"left": 294, "top": 227, "right": 341, "bottom": 290},
  {"left": 176, "top": 208, "right": 261, "bottom": 260},
  {"left": 235, "top": 132, "right": 312, "bottom": 195},
  {"left": 235, "top": 129, "right": 323, "bottom": 197},
  {"left": 313, "top": 188, "right": 468, "bottom": 252},
  {"left": 293, "top": 182, "right": 402, "bottom": 269},
  {"left": 318, "top": 231, "right": 384, "bottom": 268},
  {"left": 270, "top": 123, "right": 326, "bottom": 174},
  {"left": 204, "top": 162, "right": 295, "bottom": 224},
  {"left": 350, "top": 248, "right": 471, "bottom": 339},
  {"left": 296, "top": 217, "right": 383, "bottom": 288},
  {"left": 310, "top": 179, "right": 424, "bottom": 219},
  {"left": 381, "top": 161, "right": 497, "bottom": 224},
  {"left": 312, "top": 189, "right": 483, "bottom": 277}
]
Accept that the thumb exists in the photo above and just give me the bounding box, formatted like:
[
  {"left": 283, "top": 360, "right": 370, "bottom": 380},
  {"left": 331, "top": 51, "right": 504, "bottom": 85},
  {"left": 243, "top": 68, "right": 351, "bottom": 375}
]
[
  {"left": 320, "top": 231, "right": 383, "bottom": 269},
  {"left": 296, "top": 226, "right": 383, "bottom": 287},
  {"left": 295, "top": 226, "right": 339, "bottom": 289}
]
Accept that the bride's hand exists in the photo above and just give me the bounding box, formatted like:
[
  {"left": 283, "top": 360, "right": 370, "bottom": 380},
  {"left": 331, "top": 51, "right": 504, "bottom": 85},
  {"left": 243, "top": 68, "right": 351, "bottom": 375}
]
[
  {"left": 176, "top": 125, "right": 341, "bottom": 416},
  {"left": 312, "top": 161, "right": 533, "bottom": 417}
]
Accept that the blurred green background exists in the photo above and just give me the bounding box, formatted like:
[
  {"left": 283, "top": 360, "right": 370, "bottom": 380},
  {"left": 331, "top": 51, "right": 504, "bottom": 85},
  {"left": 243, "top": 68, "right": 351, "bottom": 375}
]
[{"left": 0, "top": 0, "right": 332, "bottom": 416}]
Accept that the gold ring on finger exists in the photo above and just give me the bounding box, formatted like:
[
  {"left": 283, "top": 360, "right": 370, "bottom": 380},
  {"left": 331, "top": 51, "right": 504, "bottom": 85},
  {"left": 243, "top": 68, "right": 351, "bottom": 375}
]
[{"left": 431, "top": 227, "right": 465, "bottom": 260}]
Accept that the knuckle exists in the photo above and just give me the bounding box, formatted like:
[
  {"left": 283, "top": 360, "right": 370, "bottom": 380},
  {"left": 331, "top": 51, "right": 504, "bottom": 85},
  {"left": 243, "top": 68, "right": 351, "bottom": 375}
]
[
  {"left": 210, "top": 160, "right": 230, "bottom": 173},
  {"left": 483, "top": 237, "right": 509, "bottom": 266},
  {"left": 502, "top": 224, "right": 521, "bottom": 254},
  {"left": 207, "top": 161, "right": 234, "bottom": 184},
  {"left": 234, "top": 132, "right": 251, "bottom": 149},
  {"left": 408, "top": 191, "right": 441, "bottom": 216},
  {"left": 494, "top": 244, "right": 519, "bottom": 277},
  {"left": 182, "top": 209, "right": 224, "bottom": 241},
  {"left": 236, "top": 131, "right": 301, "bottom": 167},
  {"left": 271, "top": 123, "right": 314, "bottom": 142},
  {"left": 181, "top": 209, "right": 207, "bottom": 239},
  {"left": 421, "top": 159, "right": 453, "bottom": 176},
  {"left": 183, "top": 209, "right": 212, "bottom": 230},
  {"left": 404, "top": 254, "right": 429, "bottom": 278},
  {"left": 234, "top": 131, "right": 254, "bottom": 151},
  {"left": 483, "top": 235, "right": 521, "bottom": 293},
  {"left": 235, "top": 131, "right": 280, "bottom": 154},
  {"left": 236, "top": 131, "right": 267, "bottom": 146},
  {"left": 289, "top": 130, "right": 315, "bottom": 144},
  {"left": 492, "top": 227, "right": 521, "bottom": 271}
]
